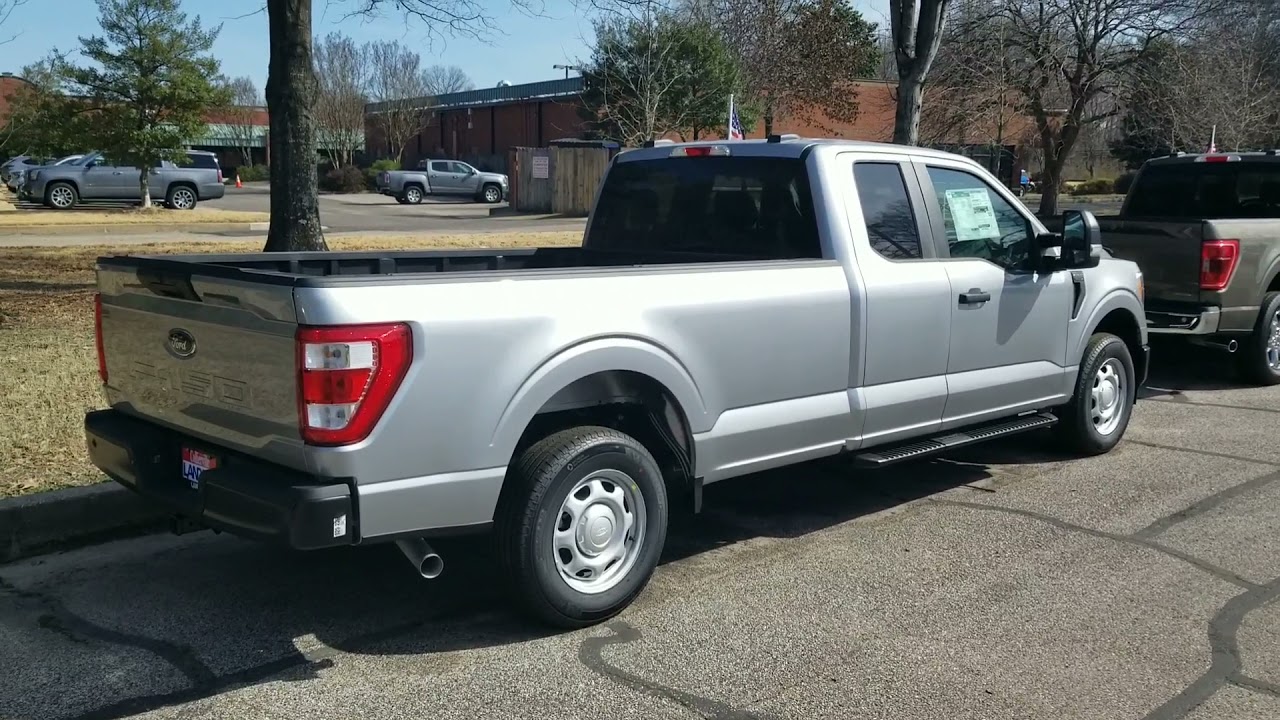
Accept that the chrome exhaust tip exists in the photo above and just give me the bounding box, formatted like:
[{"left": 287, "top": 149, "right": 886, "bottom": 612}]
[
  {"left": 1189, "top": 337, "right": 1238, "bottom": 353},
  {"left": 395, "top": 537, "right": 444, "bottom": 579}
]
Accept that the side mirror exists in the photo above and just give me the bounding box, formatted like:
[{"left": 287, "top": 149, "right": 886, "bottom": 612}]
[{"left": 1061, "top": 209, "right": 1102, "bottom": 269}]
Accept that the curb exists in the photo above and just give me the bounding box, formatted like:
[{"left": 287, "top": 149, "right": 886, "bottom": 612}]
[
  {"left": 0, "top": 222, "right": 270, "bottom": 236},
  {"left": 0, "top": 483, "right": 169, "bottom": 564}
]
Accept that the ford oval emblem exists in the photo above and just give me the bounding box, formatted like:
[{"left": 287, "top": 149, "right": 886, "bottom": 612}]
[{"left": 166, "top": 328, "right": 197, "bottom": 359}]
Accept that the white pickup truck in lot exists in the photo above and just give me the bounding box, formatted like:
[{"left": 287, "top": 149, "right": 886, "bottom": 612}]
[{"left": 85, "top": 137, "right": 1148, "bottom": 627}]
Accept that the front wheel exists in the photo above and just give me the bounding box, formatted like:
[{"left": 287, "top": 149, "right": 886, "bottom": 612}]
[
  {"left": 481, "top": 183, "right": 502, "bottom": 204},
  {"left": 1236, "top": 292, "right": 1280, "bottom": 386},
  {"left": 1053, "top": 332, "right": 1135, "bottom": 456},
  {"left": 46, "top": 182, "right": 78, "bottom": 210},
  {"left": 495, "top": 426, "right": 668, "bottom": 628}
]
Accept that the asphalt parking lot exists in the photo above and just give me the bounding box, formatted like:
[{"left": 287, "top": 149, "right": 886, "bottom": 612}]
[{"left": 2, "top": 346, "right": 1278, "bottom": 720}]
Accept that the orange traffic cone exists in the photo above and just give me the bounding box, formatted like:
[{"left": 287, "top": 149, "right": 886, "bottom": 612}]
[{"left": 235, "top": 174, "right": 243, "bottom": 189}]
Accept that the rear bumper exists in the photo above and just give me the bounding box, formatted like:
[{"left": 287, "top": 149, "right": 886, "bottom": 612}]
[
  {"left": 1145, "top": 305, "right": 1259, "bottom": 335},
  {"left": 84, "top": 409, "right": 353, "bottom": 550},
  {"left": 200, "top": 183, "right": 226, "bottom": 200}
]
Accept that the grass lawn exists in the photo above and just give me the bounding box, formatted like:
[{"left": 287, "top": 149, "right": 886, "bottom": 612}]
[{"left": 0, "top": 230, "right": 580, "bottom": 498}]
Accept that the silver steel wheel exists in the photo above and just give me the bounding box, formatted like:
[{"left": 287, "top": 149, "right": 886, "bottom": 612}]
[
  {"left": 554, "top": 468, "right": 646, "bottom": 595},
  {"left": 48, "top": 185, "right": 74, "bottom": 209},
  {"left": 170, "top": 188, "right": 195, "bottom": 209},
  {"left": 484, "top": 185, "right": 501, "bottom": 203},
  {"left": 405, "top": 187, "right": 422, "bottom": 203},
  {"left": 1266, "top": 309, "right": 1280, "bottom": 372},
  {"left": 1091, "top": 357, "right": 1127, "bottom": 436}
]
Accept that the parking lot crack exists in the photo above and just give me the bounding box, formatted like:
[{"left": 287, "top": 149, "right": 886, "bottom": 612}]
[
  {"left": 1232, "top": 674, "right": 1280, "bottom": 698},
  {"left": 930, "top": 500, "right": 1260, "bottom": 590},
  {"left": 579, "top": 620, "right": 777, "bottom": 720},
  {"left": 0, "top": 575, "right": 216, "bottom": 686},
  {"left": 1126, "top": 440, "right": 1280, "bottom": 467},
  {"left": 1133, "top": 470, "right": 1280, "bottom": 539}
]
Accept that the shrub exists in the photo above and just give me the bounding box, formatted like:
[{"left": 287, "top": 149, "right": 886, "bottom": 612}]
[
  {"left": 235, "top": 164, "right": 269, "bottom": 182},
  {"left": 320, "top": 165, "right": 366, "bottom": 193},
  {"left": 1070, "top": 178, "right": 1115, "bottom": 196},
  {"left": 1113, "top": 172, "right": 1135, "bottom": 195},
  {"left": 364, "top": 158, "right": 400, "bottom": 190}
]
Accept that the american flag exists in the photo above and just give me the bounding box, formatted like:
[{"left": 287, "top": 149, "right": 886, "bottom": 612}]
[{"left": 728, "top": 94, "right": 744, "bottom": 140}]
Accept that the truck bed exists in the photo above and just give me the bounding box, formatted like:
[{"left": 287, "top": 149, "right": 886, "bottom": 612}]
[{"left": 98, "top": 246, "right": 776, "bottom": 289}]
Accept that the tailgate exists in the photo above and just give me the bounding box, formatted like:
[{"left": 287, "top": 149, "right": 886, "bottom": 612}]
[
  {"left": 1099, "top": 219, "right": 1204, "bottom": 304},
  {"left": 96, "top": 260, "right": 306, "bottom": 471}
]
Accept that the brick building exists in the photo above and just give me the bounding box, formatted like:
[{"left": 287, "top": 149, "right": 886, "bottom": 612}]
[{"left": 365, "top": 77, "right": 1038, "bottom": 186}]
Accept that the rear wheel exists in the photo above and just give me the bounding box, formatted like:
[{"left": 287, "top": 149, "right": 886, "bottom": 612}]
[
  {"left": 46, "top": 182, "right": 78, "bottom": 210},
  {"left": 402, "top": 185, "right": 423, "bottom": 204},
  {"left": 495, "top": 426, "right": 668, "bottom": 628},
  {"left": 1236, "top": 292, "right": 1280, "bottom": 386},
  {"left": 1053, "top": 332, "right": 1135, "bottom": 455},
  {"left": 166, "top": 185, "right": 197, "bottom": 210}
]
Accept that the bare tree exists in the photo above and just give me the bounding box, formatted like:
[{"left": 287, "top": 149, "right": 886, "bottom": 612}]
[
  {"left": 0, "top": 0, "right": 28, "bottom": 45},
  {"left": 919, "top": 2, "right": 1017, "bottom": 149},
  {"left": 263, "top": 0, "right": 542, "bottom": 252},
  {"left": 989, "top": 0, "right": 1226, "bottom": 215},
  {"left": 889, "top": 0, "right": 951, "bottom": 144},
  {"left": 222, "top": 76, "right": 263, "bottom": 168},
  {"left": 366, "top": 40, "right": 429, "bottom": 162},
  {"left": 421, "top": 64, "right": 475, "bottom": 95},
  {"left": 313, "top": 32, "right": 369, "bottom": 167}
]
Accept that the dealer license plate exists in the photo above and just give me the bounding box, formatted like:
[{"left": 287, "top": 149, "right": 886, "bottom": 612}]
[{"left": 181, "top": 448, "right": 217, "bottom": 490}]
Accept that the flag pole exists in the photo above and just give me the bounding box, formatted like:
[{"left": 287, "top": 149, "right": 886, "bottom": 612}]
[{"left": 728, "top": 93, "right": 734, "bottom": 140}]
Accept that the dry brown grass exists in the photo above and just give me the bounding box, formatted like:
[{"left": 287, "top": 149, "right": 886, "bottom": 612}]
[
  {"left": 0, "top": 230, "right": 580, "bottom": 498},
  {"left": 0, "top": 207, "right": 270, "bottom": 226}
]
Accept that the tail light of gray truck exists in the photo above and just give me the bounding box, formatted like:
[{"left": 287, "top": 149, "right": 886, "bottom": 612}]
[
  {"left": 296, "top": 323, "right": 413, "bottom": 446},
  {"left": 1200, "top": 239, "right": 1240, "bottom": 291}
]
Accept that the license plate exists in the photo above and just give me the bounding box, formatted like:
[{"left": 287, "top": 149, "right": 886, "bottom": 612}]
[{"left": 181, "top": 447, "right": 217, "bottom": 489}]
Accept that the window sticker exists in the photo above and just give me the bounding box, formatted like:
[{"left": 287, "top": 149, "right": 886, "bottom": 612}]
[{"left": 944, "top": 188, "right": 999, "bottom": 241}]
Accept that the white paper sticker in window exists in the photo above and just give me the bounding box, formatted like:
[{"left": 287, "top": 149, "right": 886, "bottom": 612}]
[{"left": 944, "top": 188, "right": 999, "bottom": 242}]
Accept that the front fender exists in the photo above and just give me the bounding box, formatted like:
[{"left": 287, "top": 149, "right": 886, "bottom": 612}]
[
  {"left": 487, "top": 337, "right": 710, "bottom": 465},
  {"left": 1072, "top": 287, "right": 1146, "bottom": 362}
]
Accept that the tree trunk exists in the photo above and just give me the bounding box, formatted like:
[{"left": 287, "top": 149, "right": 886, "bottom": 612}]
[
  {"left": 763, "top": 103, "right": 774, "bottom": 137},
  {"left": 1037, "top": 162, "right": 1062, "bottom": 217},
  {"left": 139, "top": 170, "right": 151, "bottom": 209},
  {"left": 893, "top": 72, "right": 924, "bottom": 145},
  {"left": 263, "top": 0, "right": 327, "bottom": 252}
]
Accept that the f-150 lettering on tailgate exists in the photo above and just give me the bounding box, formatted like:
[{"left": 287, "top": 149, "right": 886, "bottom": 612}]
[{"left": 131, "top": 361, "right": 250, "bottom": 409}]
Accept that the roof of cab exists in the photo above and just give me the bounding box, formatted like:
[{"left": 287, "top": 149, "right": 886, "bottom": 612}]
[
  {"left": 1144, "top": 150, "right": 1280, "bottom": 166},
  {"left": 613, "top": 136, "right": 975, "bottom": 164}
]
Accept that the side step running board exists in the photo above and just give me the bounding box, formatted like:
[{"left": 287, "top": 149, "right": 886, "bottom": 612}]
[{"left": 853, "top": 412, "right": 1058, "bottom": 469}]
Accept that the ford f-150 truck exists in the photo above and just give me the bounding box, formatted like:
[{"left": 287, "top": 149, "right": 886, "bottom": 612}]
[
  {"left": 1099, "top": 152, "right": 1280, "bottom": 384},
  {"left": 374, "top": 159, "right": 508, "bottom": 204},
  {"left": 84, "top": 138, "right": 1148, "bottom": 628}
]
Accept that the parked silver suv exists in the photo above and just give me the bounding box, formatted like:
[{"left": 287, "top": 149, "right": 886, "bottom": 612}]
[{"left": 25, "top": 150, "right": 226, "bottom": 210}]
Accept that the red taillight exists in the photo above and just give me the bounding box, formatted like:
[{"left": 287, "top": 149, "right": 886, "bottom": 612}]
[
  {"left": 94, "top": 293, "right": 108, "bottom": 383},
  {"left": 1200, "top": 239, "right": 1240, "bottom": 291},
  {"left": 217, "top": 169, "right": 223, "bottom": 183},
  {"left": 295, "top": 323, "right": 412, "bottom": 446}
]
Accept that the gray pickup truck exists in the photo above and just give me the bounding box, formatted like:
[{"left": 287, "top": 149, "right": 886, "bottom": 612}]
[
  {"left": 85, "top": 138, "right": 1147, "bottom": 627},
  {"left": 1100, "top": 152, "right": 1280, "bottom": 385},
  {"left": 375, "top": 159, "right": 508, "bottom": 204},
  {"left": 24, "top": 150, "right": 226, "bottom": 210}
]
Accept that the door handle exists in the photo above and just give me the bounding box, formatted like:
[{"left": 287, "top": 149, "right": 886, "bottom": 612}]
[{"left": 959, "top": 289, "right": 991, "bottom": 305}]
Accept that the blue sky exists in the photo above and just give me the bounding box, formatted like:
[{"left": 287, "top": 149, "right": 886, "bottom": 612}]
[{"left": 1, "top": 0, "right": 892, "bottom": 95}]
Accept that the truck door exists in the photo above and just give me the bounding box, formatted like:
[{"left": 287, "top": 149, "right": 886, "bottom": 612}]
[
  {"left": 841, "top": 153, "right": 952, "bottom": 447},
  {"left": 453, "top": 162, "right": 482, "bottom": 194},
  {"left": 910, "top": 158, "right": 1073, "bottom": 429},
  {"left": 427, "top": 161, "right": 456, "bottom": 194}
]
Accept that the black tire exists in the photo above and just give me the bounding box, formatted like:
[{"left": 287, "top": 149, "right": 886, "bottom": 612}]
[
  {"left": 395, "top": 196, "right": 408, "bottom": 205},
  {"left": 480, "top": 183, "right": 502, "bottom": 204},
  {"left": 45, "top": 182, "right": 78, "bottom": 210},
  {"left": 495, "top": 426, "right": 668, "bottom": 628},
  {"left": 165, "top": 184, "right": 198, "bottom": 210},
  {"left": 402, "top": 185, "right": 424, "bottom": 205},
  {"left": 1053, "top": 332, "right": 1136, "bottom": 456},
  {"left": 1235, "top": 291, "right": 1280, "bottom": 386}
]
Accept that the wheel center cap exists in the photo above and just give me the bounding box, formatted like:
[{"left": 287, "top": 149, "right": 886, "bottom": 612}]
[
  {"left": 1099, "top": 381, "right": 1116, "bottom": 409},
  {"left": 577, "top": 507, "right": 615, "bottom": 554}
]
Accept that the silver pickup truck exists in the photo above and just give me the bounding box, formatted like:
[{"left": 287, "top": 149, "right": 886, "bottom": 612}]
[
  {"left": 85, "top": 138, "right": 1148, "bottom": 628},
  {"left": 375, "top": 159, "right": 508, "bottom": 204}
]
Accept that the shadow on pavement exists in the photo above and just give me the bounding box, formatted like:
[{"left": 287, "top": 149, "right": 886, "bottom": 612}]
[
  {"left": 3, "top": 449, "right": 1024, "bottom": 720},
  {"left": 1141, "top": 338, "right": 1254, "bottom": 399}
]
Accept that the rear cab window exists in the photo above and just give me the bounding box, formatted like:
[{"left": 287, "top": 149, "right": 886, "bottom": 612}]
[
  {"left": 1126, "top": 160, "right": 1280, "bottom": 219},
  {"left": 585, "top": 156, "right": 822, "bottom": 259}
]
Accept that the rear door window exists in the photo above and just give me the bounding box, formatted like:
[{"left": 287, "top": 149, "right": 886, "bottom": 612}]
[
  {"left": 585, "top": 156, "right": 821, "bottom": 259},
  {"left": 853, "top": 162, "right": 924, "bottom": 260}
]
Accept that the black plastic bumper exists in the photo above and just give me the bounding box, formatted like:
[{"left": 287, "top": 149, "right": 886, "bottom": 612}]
[{"left": 84, "top": 409, "right": 354, "bottom": 550}]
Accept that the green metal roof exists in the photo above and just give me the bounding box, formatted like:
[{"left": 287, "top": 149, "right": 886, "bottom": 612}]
[{"left": 188, "top": 123, "right": 363, "bottom": 151}]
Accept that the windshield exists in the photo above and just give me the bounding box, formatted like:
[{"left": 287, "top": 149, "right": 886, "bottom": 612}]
[{"left": 57, "top": 155, "right": 85, "bottom": 165}]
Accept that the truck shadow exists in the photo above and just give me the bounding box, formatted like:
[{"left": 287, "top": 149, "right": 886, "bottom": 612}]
[
  {"left": 10, "top": 443, "right": 1052, "bottom": 720},
  {"left": 1141, "top": 339, "right": 1255, "bottom": 398}
]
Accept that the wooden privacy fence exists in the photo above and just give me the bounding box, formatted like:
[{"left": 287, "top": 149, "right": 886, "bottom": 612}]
[{"left": 509, "top": 146, "right": 614, "bottom": 216}]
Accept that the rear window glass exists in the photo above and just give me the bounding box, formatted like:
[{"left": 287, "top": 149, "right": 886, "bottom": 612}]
[
  {"left": 1127, "top": 162, "right": 1280, "bottom": 218},
  {"left": 184, "top": 153, "right": 220, "bottom": 169},
  {"left": 586, "top": 156, "right": 821, "bottom": 258}
]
